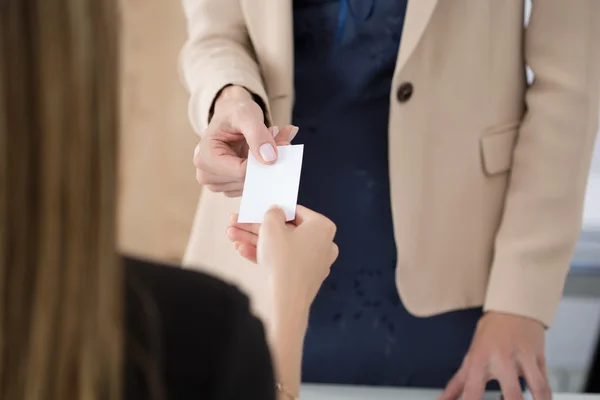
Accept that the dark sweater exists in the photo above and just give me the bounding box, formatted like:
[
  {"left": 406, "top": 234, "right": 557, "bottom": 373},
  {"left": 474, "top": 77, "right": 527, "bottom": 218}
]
[{"left": 124, "top": 257, "right": 275, "bottom": 400}]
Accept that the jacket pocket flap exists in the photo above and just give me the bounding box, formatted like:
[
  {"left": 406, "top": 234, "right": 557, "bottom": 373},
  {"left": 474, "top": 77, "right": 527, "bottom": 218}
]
[{"left": 480, "top": 124, "right": 519, "bottom": 176}]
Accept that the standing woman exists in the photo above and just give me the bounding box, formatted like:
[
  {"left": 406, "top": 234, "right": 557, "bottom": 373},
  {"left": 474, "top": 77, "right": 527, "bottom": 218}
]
[
  {"left": 182, "top": 0, "right": 600, "bottom": 396},
  {"left": 0, "top": 1, "right": 338, "bottom": 399}
]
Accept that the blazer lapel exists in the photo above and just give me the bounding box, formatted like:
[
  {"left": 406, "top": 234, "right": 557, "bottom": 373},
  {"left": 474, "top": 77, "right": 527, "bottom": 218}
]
[
  {"left": 242, "top": 0, "right": 437, "bottom": 100},
  {"left": 395, "top": 0, "right": 438, "bottom": 75}
]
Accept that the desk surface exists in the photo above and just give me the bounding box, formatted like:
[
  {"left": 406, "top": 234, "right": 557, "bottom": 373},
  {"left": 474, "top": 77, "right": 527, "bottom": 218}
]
[{"left": 301, "top": 384, "right": 600, "bottom": 400}]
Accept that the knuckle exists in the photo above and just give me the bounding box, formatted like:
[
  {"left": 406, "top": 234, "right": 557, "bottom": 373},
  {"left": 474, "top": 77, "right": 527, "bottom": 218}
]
[
  {"left": 195, "top": 169, "right": 207, "bottom": 185},
  {"left": 322, "top": 218, "right": 337, "bottom": 238},
  {"left": 332, "top": 243, "right": 339, "bottom": 257},
  {"left": 330, "top": 243, "right": 340, "bottom": 263},
  {"left": 468, "top": 353, "right": 488, "bottom": 369},
  {"left": 193, "top": 152, "right": 209, "bottom": 171},
  {"left": 234, "top": 167, "right": 246, "bottom": 181},
  {"left": 516, "top": 343, "right": 536, "bottom": 358},
  {"left": 192, "top": 151, "right": 203, "bottom": 167},
  {"left": 224, "top": 190, "right": 242, "bottom": 198},
  {"left": 530, "top": 382, "right": 551, "bottom": 399},
  {"left": 205, "top": 184, "right": 222, "bottom": 193},
  {"left": 462, "top": 380, "right": 481, "bottom": 396},
  {"left": 497, "top": 351, "right": 514, "bottom": 366}
]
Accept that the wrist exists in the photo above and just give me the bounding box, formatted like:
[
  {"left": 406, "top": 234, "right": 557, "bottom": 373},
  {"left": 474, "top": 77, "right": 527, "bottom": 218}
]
[
  {"left": 215, "top": 85, "right": 252, "bottom": 106},
  {"left": 273, "top": 292, "right": 311, "bottom": 323},
  {"left": 269, "top": 301, "right": 309, "bottom": 352},
  {"left": 269, "top": 308, "right": 308, "bottom": 400},
  {"left": 272, "top": 303, "right": 309, "bottom": 334}
]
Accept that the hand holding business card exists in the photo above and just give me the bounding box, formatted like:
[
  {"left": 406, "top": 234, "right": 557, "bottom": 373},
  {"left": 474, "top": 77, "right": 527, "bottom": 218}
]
[{"left": 237, "top": 145, "right": 304, "bottom": 223}]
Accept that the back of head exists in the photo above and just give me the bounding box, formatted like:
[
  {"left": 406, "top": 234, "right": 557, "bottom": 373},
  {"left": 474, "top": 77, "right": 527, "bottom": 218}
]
[{"left": 0, "top": 1, "right": 122, "bottom": 399}]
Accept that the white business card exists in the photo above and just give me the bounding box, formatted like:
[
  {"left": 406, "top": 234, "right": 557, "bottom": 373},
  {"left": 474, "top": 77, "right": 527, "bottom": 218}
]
[{"left": 237, "top": 145, "right": 304, "bottom": 223}]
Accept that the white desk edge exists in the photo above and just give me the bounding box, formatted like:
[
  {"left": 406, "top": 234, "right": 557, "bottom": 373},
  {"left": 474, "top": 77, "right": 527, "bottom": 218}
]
[{"left": 301, "top": 383, "right": 600, "bottom": 400}]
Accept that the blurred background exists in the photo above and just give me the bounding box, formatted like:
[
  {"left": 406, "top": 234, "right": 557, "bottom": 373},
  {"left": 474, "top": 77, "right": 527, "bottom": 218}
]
[
  {"left": 117, "top": 0, "right": 600, "bottom": 393},
  {"left": 117, "top": 0, "right": 198, "bottom": 264}
]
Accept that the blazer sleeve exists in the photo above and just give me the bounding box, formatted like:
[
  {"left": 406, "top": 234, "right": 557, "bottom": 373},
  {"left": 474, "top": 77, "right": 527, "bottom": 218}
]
[
  {"left": 484, "top": 0, "right": 600, "bottom": 327},
  {"left": 179, "top": 0, "right": 271, "bottom": 135}
]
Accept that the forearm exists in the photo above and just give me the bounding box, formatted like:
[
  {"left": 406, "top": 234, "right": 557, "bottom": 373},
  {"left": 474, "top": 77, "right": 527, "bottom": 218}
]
[
  {"left": 179, "top": 0, "right": 269, "bottom": 134},
  {"left": 269, "top": 305, "right": 309, "bottom": 400}
]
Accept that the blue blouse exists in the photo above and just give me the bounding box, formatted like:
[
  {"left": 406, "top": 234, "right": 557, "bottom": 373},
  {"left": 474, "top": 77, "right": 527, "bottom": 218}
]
[{"left": 292, "top": 0, "right": 484, "bottom": 387}]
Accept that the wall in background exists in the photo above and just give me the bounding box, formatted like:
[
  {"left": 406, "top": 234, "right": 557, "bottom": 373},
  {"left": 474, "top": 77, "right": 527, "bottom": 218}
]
[{"left": 118, "top": 0, "right": 199, "bottom": 263}]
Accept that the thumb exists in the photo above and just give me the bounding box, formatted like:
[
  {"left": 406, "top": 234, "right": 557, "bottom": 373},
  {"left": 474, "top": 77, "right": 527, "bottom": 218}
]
[
  {"left": 237, "top": 118, "right": 278, "bottom": 164},
  {"left": 262, "top": 206, "right": 287, "bottom": 229}
]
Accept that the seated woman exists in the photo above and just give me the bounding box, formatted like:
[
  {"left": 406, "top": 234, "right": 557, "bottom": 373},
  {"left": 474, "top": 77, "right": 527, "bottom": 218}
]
[{"left": 0, "top": 1, "right": 338, "bottom": 400}]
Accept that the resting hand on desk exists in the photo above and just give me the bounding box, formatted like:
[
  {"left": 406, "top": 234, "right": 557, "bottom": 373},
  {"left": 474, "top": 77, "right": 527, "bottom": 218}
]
[{"left": 441, "top": 312, "right": 551, "bottom": 400}]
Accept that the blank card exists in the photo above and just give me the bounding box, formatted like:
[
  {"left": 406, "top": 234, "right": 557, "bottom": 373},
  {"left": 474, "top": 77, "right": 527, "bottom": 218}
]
[{"left": 237, "top": 145, "right": 304, "bottom": 223}]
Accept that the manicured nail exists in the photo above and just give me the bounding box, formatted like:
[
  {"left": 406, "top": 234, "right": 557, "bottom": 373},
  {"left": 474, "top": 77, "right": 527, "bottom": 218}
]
[
  {"left": 234, "top": 241, "right": 242, "bottom": 250},
  {"left": 259, "top": 143, "right": 276, "bottom": 162},
  {"left": 271, "top": 126, "right": 279, "bottom": 137},
  {"left": 290, "top": 126, "right": 299, "bottom": 142}
]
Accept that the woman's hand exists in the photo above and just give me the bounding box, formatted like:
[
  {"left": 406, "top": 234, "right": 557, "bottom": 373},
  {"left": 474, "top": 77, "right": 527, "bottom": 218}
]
[
  {"left": 193, "top": 85, "right": 298, "bottom": 197},
  {"left": 228, "top": 205, "right": 339, "bottom": 310},
  {"left": 239, "top": 207, "right": 336, "bottom": 400}
]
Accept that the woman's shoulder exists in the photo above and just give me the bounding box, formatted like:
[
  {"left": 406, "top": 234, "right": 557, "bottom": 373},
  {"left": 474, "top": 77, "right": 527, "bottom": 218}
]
[
  {"left": 123, "top": 256, "right": 275, "bottom": 399},
  {"left": 123, "top": 255, "right": 258, "bottom": 372},
  {"left": 123, "top": 255, "right": 250, "bottom": 314}
]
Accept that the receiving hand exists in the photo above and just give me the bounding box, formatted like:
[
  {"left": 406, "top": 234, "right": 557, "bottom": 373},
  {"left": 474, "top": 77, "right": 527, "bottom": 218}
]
[
  {"left": 193, "top": 85, "right": 298, "bottom": 197},
  {"left": 228, "top": 206, "right": 339, "bottom": 310},
  {"left": 440, "top": 312, "right": 551, "bottom": 400}
]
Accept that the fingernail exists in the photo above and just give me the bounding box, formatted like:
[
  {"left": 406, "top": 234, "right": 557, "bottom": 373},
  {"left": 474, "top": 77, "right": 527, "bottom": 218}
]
[
  {"left": 290, "top": 126, "right": 299, "bottom": 142},
  {"left": 271, "top": 126, "right": 279, "bottom": 137},
  {"left": 234, "top": 241, "right": 241, "bottom": 250},
  {"left": 259, "top": 143, "right": 276, "bottom": 162},
  {"left": 194, "top": 144, "right": 199, "bottom": 157}
]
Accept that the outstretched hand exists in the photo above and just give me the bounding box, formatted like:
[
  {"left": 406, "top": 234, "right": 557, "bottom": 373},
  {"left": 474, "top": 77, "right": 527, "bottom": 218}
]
[{"left": 192, "top": 85, "right": 298, "bottom": 197}]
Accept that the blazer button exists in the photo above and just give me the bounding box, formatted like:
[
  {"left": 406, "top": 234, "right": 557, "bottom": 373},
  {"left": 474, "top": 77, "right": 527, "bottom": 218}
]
[{"left": 396, "top": 82, "right": 414, "bottom": 103}]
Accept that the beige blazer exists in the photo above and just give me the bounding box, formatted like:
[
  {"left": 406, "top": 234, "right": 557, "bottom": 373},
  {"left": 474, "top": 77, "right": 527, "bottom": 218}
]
[{"left": 179, "top": 0, "right": 600, "bottom": 328}]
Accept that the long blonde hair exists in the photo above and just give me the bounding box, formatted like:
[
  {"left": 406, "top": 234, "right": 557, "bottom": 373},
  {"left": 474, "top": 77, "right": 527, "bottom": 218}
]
[{"left": 0, "top": 0, "right": 123, "bottom": 399}]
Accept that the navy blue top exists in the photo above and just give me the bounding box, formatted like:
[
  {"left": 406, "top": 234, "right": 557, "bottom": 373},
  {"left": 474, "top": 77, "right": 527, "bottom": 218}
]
[{"left": 292, "top": 0, "right": 485, "bottom": 387}]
